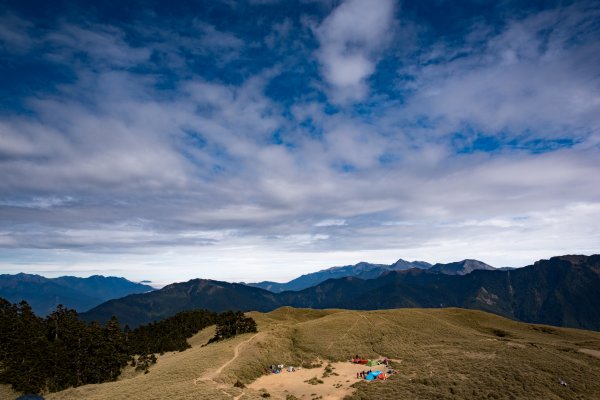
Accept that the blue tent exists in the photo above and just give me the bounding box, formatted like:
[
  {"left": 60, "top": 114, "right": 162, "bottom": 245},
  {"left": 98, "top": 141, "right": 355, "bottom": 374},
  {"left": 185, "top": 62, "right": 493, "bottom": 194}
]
[
  {"left": 365, "top": 370, "right": 382, "bottom": 381},
  {"left": 17, "top": 396, "right": 45, "bottom": 400}
]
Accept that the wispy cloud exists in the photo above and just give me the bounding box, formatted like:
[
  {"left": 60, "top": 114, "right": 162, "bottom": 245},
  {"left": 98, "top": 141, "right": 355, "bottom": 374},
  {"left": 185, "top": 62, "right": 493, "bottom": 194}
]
[
  {"left": 0, "top": 1, "right": 599, "bottom": 283},
  {"left": 397, "top": 3, "right": 600, "bottom": 145}
]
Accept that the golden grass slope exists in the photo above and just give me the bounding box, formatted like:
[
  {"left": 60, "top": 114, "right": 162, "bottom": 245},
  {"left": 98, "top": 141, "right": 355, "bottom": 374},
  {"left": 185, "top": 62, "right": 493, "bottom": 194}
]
[
  {"left": 9, "top": 307, "right": 600, "bottom": 400},
  {"left": 0, "top": 383, "right": 19, "bottom": 399}
]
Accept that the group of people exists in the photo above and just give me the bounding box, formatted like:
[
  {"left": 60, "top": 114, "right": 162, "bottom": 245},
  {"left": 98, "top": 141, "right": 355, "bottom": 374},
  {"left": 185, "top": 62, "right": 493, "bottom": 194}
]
[
  {"left": 357, "top": 369, "right": 374, "bottom": 379},
  {"left": 351, "top": 355, "right": 394, "bottom": 381}
]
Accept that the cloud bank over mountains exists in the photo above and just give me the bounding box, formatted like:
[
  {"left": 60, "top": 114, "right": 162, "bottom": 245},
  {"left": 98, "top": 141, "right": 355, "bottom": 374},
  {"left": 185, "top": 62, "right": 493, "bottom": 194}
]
[{"left": 0, "top": 0, "right": 599, "bottom": 283}]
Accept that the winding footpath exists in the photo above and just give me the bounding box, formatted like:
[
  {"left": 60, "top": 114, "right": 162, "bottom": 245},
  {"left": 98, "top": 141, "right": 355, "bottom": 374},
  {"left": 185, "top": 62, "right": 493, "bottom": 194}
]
[{"left": 193, "top": 333, "right": 260, "bottom": 399}]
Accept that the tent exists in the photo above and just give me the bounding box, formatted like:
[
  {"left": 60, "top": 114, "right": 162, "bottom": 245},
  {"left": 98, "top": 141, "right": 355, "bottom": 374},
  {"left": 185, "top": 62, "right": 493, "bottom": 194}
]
[
  {"left": 366, "top": 360, "right": 378, "bottom": 367},
  {"left": 365, "top": 371, "right": 382, "bottom": 381},
  {"left": 17, "top": 396, "right": 45, "bottom": 400}
]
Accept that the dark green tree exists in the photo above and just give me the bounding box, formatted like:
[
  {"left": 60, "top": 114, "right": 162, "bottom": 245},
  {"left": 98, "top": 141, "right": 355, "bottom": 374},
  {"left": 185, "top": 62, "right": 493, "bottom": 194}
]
[
  {"left": 46, "top": 305, "right": 86, "bottom": 391},
  {"left": 0, "top": 300, "right": 49, "bottom": 394},
  {"left": 0, "top": 298, "right": 255, "bottom": 394},
  {"left": 208, "top": 311, "right": 257, "bottom": 344}
]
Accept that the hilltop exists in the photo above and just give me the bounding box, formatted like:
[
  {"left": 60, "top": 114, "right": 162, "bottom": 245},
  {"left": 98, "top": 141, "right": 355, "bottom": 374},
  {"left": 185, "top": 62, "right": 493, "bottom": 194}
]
[{"left": 12, "top": 307, "right": 600, "bottom": 400}]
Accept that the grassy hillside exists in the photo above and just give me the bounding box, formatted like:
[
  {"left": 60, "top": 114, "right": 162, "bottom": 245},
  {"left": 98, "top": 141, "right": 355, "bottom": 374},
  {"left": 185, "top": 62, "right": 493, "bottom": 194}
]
[{"left": 15, "top": 307, "right": 599, "bottom": 400}]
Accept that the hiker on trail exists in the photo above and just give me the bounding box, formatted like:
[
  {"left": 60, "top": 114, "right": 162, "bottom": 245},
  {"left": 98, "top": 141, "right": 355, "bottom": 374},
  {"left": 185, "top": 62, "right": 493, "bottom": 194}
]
[{"left": 356, "top": 372, "right": 359, "bottom": 379}]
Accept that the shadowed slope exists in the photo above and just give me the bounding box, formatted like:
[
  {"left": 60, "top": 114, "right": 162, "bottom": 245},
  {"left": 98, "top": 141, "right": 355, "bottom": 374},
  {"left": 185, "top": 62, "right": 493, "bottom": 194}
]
[
  {"left": 82, "top": 255, "right": 600, "bottom": 330},
  {"left": 81, "top": 279, "right": 279, "bottom": 327},
  {"left": 0, "top": 274, "right": 154, "bottom": 316}
]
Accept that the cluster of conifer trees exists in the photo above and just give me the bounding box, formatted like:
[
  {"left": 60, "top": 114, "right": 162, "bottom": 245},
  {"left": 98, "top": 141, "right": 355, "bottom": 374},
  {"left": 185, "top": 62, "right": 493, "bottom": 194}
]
[
  {"left": 127, "top": 309, "right": 218, "bottom": 354},
  {"left": 0, "top": 299, "right": 128, "bottom": 393},
  {"left": 0, "top": 297, "right": 257, "bottom": 395},
  {"left": 208, "top": 310, "right": 258, "bottom": 344}
]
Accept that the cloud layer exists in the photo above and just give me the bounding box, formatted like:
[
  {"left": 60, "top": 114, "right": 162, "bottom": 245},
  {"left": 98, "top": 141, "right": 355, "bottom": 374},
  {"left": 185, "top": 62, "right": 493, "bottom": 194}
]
[{"left": 0, "top": 0, "right": 599, "bottom": 284}]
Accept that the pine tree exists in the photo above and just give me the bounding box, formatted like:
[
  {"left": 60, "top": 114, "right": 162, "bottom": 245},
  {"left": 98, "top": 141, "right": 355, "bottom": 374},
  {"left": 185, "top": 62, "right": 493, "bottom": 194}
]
[
  {"left": 0, "top": 298, "right": 248, "bottom": 393},
  {"left": 45, "top": 305, "right": 87, "bottom": 391},
  {"left": 102, "top": 316, "right": 129, "bottom": 381},
  {"left": 208, "top": 311, "right": 257, "bottom": 344},
  {"left": 0, "top": 301, "right": 49, "bottom": 394}
]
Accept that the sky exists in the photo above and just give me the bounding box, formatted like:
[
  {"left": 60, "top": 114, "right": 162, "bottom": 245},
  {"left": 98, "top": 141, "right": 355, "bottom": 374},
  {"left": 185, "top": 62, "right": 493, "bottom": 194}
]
[{"left": 0, "top": 0, "right": 599, "bottom": 286}]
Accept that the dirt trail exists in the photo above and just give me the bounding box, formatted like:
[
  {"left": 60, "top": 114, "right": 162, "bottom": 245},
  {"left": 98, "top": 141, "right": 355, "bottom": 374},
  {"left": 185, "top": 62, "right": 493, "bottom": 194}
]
[
  {"left": 580, "top": 348, "right": 600, "bottom": 359},
  {"left": 193, "top": 333, "right": 259, "bottom": 399},
  {"left": 326, "top": 311, "right": 373, "bottom": 351},
  {"left": 212, "top": 333, "right": 260, "bottom": 378}
]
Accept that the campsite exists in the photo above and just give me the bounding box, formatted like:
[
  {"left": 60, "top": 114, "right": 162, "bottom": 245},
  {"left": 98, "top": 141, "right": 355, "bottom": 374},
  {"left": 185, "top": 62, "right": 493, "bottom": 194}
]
[
  {"left": 2, "top": 307, "right": 596, "bottom": 400},
  {"left": 249, "top": 359, "right": 391, "bottom": 399},
  {"left": 248, "top": 357, "right": 393, "bottom": 399}
]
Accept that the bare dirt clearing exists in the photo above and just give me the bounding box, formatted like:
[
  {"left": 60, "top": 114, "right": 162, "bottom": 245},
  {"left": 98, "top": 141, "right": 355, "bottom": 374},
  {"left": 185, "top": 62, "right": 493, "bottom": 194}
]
[{"left": 248, "top": 361, "right": 389, "bottom": 400}]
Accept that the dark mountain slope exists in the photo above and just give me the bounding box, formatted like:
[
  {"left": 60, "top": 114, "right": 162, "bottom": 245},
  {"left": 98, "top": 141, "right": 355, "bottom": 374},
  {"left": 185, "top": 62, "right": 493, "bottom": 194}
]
[
  {"left": 506, "top": 255, "right": 600, "bottom": 330},
  {"left": 280, "top": 255, "right": 600, "bottom": 330},
  {"left": 81, "top": 279, "right": 280, "bottom": 327},
  {"left": 81, "top": 255, "right": 600, "bottom": 331},
  {"left": 52, "top": 275, "right": 153, "bottom": 302},
  {"left": 0, "top": 273, "right": 100, "bottom": 316},
  {"left": 0, "top": 273, "right": 154, "bottom": 316}
]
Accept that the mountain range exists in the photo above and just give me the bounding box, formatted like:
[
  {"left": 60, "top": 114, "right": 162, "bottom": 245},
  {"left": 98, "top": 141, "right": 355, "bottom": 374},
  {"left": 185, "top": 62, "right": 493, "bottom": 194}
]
[
  {"left": 244, "top": 258, "right": 485, "bottom": 292},
  {"left": 0, "top": 273, "right": 154, "bottom": 316},
  {"left": 0, "top": 258, "right": 488, "bottom": 317},
  {"left": 80, "top": 254, "right": 600, "bottom": 331}
]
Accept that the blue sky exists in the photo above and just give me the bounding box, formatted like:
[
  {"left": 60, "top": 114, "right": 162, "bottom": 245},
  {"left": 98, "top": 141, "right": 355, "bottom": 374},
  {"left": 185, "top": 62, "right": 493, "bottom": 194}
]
[{"left": 1, "top": 0, "right": 599, "bottom": 285}]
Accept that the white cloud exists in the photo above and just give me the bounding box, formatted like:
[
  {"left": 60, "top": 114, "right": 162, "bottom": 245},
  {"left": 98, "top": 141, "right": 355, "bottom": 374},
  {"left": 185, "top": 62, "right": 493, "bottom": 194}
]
[
  {"left": 45, "top": 23, "right": 151, "bottom": 68},
  {"left": 0, "top": 14, "right": 34, "bottom": 53},
  {"left": 315, "top": 219, "right": 346, "bottom": 227},
  {"left": 1, "top": 3, "right": 599, "bottom": 284},
  {"left": 0, "top": 196, "right": 74, "bottom": 209},
  {"left": 399, "top": 4, "right": 600, "bottom": 141},
  {"left": 314, "top": 0, "right": 395, "bottom": 103}
]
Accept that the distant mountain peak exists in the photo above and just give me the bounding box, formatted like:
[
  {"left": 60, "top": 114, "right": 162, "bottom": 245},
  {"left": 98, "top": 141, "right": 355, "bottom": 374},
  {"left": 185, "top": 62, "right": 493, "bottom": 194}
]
[
  {"left": 246, "top": 258, "right": 432, "bottom": 293},
  {"left": 392, "top": 258, "right": 432, "bottom": 269},
  {"left": 429, "top": 259, "right": 494, "bottom": 275},
  {"left": 0, "top": 273, "right": 155, "bottom": 316}
]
